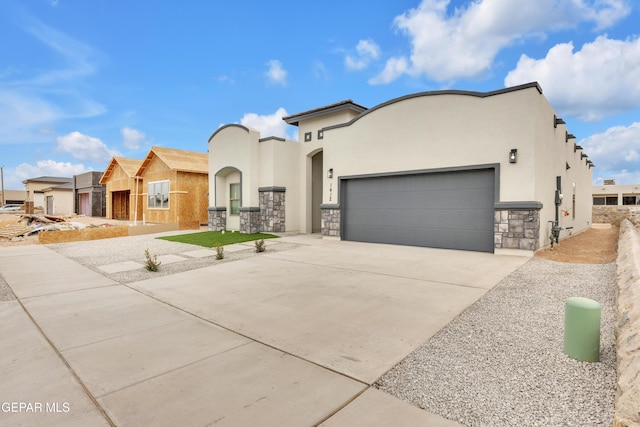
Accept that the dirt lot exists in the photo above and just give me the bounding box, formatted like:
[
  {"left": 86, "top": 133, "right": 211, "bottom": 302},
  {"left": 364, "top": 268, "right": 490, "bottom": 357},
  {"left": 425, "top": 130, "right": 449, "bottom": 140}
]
[
  {"left": 534, "top": 226, "right": 619, "bottom": 264},
  {"left": 0, "top": 214, "right": 132, "bottom": 247}
]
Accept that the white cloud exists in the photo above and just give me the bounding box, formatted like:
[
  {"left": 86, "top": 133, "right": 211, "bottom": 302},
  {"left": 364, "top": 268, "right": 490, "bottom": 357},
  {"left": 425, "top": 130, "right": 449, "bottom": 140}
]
[
  {"left": 505, "top": 35, "right": 640, "bottom": 121},
  {"left": 56, "top": 131, "right": 121, "bottom": 162},
  {"left": 371, "top": 0, "right": 631, "bottom": 84},
  {"left": 121, "top": 127, "right": 147, "bottom": 150},
  {"left": 5, "top": 159, "right": 89, "bottom": 188},
  {"left": 240, "top": 107, "right": 291, "bottom": 139},
  {"left": 313, "top": 60, "right": 330, "bottom": 81},
  {"left": 345, "top": 39, "right": 381, "bottom": 71},
  {"left": 581, "top": 122, "right": 640, "bottom": 184},
  {"left": 265, "top": 60, "right": 288, "bottom": 86}
]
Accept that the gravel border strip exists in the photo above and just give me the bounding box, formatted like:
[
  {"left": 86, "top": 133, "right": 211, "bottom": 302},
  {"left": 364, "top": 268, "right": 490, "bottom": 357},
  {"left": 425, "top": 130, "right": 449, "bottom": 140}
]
[{"left": 376, "top": 258, "right": 616, "bottom": 427}]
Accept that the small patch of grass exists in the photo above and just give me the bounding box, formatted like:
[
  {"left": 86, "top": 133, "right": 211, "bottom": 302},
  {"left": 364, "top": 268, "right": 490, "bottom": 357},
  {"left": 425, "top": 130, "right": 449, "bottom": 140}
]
[{"left": 157, "top": 231, "right": 278, "bottom": 248}]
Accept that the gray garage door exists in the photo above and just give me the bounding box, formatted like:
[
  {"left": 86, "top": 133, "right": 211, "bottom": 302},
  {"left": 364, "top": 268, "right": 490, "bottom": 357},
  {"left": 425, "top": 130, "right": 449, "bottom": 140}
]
[{"left": 342, "top": 169, "right": 495, "bottom": 252}]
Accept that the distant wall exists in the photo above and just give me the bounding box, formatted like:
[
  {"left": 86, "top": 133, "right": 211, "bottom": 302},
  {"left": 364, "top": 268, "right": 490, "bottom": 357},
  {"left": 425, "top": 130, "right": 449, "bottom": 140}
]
[
  {"left": 614, "top": 220, "right": 640, "bottom": 427},
  {"left": 593, "top": 206, "right": 640, "bottom": 227}
]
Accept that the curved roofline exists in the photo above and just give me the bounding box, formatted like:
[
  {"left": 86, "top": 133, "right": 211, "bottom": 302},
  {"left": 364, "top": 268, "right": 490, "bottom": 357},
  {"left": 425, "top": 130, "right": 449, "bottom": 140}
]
[
  {"left": 324, "top": 82, "right": 542, "bottom": 132},
  {"left": 208, "top": 124, "right": 250, "bottom": 142}
]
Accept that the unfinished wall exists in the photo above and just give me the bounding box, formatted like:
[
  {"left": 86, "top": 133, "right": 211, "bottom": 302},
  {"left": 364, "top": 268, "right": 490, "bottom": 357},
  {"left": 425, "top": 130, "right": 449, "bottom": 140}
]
[{"left": 614, "top": 219, "right": 640, "bottom": 427}]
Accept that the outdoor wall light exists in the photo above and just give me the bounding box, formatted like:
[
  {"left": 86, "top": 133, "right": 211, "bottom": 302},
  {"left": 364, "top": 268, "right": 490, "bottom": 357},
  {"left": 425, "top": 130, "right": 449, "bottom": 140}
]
[
  {"left": 509, "top": 149, "right": 518, "bottom": 164},
  {"left": 327, "top": 168, "right": 333, "bottom": 178}
]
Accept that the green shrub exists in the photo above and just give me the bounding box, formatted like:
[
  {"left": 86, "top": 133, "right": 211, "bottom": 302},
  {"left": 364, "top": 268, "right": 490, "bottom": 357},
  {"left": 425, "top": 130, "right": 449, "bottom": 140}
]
[
  {"left": 215, "top": 245, "right": 224, "bottom": 260},
  {"left": 144, "top": 249, "right": 161, "bottom": 272}
]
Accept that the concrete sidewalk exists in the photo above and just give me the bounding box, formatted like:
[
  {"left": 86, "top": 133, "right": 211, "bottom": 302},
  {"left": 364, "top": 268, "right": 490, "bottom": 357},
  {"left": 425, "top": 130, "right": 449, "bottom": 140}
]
[{"left": 0, "top": 237, "right": 528, "bottom": 426}]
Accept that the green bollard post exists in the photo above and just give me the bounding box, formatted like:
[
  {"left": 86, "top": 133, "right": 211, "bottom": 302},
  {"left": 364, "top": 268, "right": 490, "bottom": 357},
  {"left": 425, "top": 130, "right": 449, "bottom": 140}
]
[{"left": 564, "top": 297, "right": 601, "bottom": 362}]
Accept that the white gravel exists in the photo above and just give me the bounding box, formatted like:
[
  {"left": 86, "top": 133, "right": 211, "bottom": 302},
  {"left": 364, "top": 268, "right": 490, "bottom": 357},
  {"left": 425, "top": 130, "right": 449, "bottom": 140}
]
[
  {"left": 0, "top": 273, "right": 16, "bottom": 302},
  {"left": 375, "top": 258, "right": 616, "bottom": 427}
]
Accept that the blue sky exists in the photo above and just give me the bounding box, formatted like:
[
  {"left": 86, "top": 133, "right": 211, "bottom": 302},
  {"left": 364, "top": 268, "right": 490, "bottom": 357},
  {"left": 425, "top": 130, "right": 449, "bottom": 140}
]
[{"left": 1, "top": 0, "right": 639, "bottom": 190}]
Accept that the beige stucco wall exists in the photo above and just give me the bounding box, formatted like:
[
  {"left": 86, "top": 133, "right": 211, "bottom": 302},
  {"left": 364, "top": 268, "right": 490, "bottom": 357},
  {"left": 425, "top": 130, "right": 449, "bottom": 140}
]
[
  {"left": 258, "top": 138, "right": 301, "bottom": 232},
  {"left": 593, "top": 184, "right": 640, "bottom": 204},
  {"left": 43, "top": 189, "right": 73, "bottom": 215},
  {"left": 531, "top": 93, "right": 593, "bottom": 248},
  {"left": 209, "top": 125, "right": 261, "bottom": 209}
]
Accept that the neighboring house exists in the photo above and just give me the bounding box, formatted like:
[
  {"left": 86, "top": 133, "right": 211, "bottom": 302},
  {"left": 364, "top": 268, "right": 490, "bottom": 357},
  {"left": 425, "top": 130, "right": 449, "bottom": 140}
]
[
  {"left": 22, "top": 176, "right": 73, "bottom": 214},
  {"left": 100, "top": 157, "right": 144, "bottom": 221},
  {"left": 135, "top": 146, "right": 209, "bottom": 229},
  {"left": 42, "top": 181, "right": 74, "bottom": 215},
  {"left": 592, "top": 180, "right": 640, "bottom": 205},
  {"left": 0, "top": 189, "right": 26, "bottom": 205},
  {"left": 591, "top": 180, "right": 640, "bottom": 226},
  {"left": 208, "top": 82, "right": 593, "bottom": 254},
  {"left": 73, "top": 171, "right": 106, "bottom": 217}
]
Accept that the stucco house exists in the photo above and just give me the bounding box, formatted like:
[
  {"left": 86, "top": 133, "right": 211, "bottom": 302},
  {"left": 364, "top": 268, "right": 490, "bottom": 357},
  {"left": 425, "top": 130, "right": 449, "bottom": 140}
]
[
  {"left": 100, "top": 157, "right": 144, "bottom": 221},
  {"left": 22, "top": 176, "right": 73, "bottom": 214},
  {"left": 208, "top": 82, "right": 593, "bottom": 254},
  {"left": 42, "top": 181, "right": 74, "bottom": 216},
  {"left": 135, "top": 146, "right": 209, "bottom": 229},
  {"left": 592, "top": 180, "right": 640, "bottom": 206}
]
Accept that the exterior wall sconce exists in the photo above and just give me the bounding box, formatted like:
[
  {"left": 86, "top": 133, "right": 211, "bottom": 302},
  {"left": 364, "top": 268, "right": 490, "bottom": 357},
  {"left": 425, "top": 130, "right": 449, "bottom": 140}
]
[
  {"left": 509, "top": 149, "right": 518, "bottom": 164},
  {"left": 327, "top": 168, "right": 333, "bottom": 178}
]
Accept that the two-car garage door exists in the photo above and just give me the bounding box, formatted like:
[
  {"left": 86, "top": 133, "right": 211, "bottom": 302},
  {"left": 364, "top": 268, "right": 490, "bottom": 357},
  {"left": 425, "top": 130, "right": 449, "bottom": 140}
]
[{"left": 341, "top": 169, "right": 495, "bottom": 252}]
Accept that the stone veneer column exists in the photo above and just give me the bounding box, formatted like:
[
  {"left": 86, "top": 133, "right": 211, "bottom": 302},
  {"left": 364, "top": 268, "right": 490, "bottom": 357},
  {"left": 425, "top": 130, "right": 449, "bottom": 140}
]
[
  {"left": 239, "top": 207, "right": 260, "bottom": 234},
  {"left": 494, "top": 204, "right": 541, "bottom": 251},
  {"left": 208, "top": 207, "right": 226, "bottom": 231},
  {"left": 258, "top": 187, "right": 285, "bottom": 232},
  {"left": 320, "top": 204, "right": 341, "bottom": 237}
]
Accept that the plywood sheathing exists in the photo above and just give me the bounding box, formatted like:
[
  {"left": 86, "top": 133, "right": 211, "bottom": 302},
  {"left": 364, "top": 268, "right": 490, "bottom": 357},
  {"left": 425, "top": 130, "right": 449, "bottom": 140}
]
[{"left": 135, "top": 146, "right": 208, "bottom": 230}]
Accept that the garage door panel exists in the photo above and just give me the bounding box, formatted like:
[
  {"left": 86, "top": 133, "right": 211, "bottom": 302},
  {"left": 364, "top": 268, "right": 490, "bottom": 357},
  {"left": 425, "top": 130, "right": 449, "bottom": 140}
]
[{"left": 342, "top": 169, "right": 495, "bottom": 252}]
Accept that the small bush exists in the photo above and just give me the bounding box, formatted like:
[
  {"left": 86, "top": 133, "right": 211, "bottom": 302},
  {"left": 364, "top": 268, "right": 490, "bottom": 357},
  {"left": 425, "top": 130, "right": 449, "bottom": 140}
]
[
  {"left": 215, "top": 245, "right": 224, "bottom": 260},
  {"left": 255, "top": 239, "right": 265, "bottom": 253},
  {"left": 144, "top": 248, "right": 161, "bottom": 272}
]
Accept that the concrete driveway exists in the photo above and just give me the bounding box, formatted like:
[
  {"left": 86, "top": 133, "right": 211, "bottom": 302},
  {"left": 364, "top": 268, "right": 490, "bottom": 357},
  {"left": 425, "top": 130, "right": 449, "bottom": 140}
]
[{"left": 0, "top": 235, "right": 528, "bottom": 426}]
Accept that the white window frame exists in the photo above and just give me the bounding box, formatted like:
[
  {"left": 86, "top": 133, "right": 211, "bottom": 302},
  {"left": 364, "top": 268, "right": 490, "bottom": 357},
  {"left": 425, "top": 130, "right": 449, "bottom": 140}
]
[
  {"left": 148, "top": 180, "right": 170, "bottom": 209},
  {"left": 229, "top": 183, "right": 240, "bottom": 215}
]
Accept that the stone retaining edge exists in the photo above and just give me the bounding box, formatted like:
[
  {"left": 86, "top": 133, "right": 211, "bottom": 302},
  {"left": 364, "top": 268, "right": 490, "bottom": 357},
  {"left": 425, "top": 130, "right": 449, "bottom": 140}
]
[{"left": 614, "top": 219, "right": 640, "bottom": 427}]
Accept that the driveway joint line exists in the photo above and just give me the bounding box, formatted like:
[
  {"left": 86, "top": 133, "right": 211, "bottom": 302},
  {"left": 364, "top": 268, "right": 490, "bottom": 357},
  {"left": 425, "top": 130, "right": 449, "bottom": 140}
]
[
  {"left": 15, "top": 296, "right": 117, "bottom": 427},
  {"left": 59, "top": 317, "right": 191, "bottom": 352},
  {"left": 266, "top": 256, "right": 490, "bottom": 290},
  {"left": 18, "top": 283, "right": 120, "bottom": 300},
  {"left": 95, "top": 341, "right": 254, "bottom": 399},
  {"left": 123, "top": 283, "right": 370, "bottom": 387},
  {"left": 313, "top": 385, "right": 369, "bottom": 426}
]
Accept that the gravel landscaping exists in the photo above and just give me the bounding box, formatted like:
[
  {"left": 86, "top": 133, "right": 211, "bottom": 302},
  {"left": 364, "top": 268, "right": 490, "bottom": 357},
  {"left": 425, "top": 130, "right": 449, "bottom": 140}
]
[
  {"left": 376, "top": 258, "right": 616, "bottom": 426},
  {"left": 45, "top": 231, "right": 300, "bottom": 284}
]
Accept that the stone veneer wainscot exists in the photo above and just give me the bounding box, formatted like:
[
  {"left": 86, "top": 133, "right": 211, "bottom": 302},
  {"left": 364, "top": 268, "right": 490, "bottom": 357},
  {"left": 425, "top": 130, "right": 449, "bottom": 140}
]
[
  {"left": 494, "top": 202, "right": 542, "bottom": 251},
  {"left": 321, "top": 204, "right": 340, "bottom": 237},
  {"left": 259, "top": 187, "right": 285, "bottom": 232}
]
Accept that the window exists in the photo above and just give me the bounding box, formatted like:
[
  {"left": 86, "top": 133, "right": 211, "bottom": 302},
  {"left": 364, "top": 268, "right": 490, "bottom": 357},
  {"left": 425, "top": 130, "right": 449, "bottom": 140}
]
[
  {"left": 623, "top": 195, "right": 640, "bottom": 205},
  {"left": 593, "top": 196, "right": 618, "bottom": 205},
  {"left": 148, "top": 180, "right": 169, "bottom": 209},
  {"left": 229, "top": 183, "right": 240, "bottom": 215}
]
